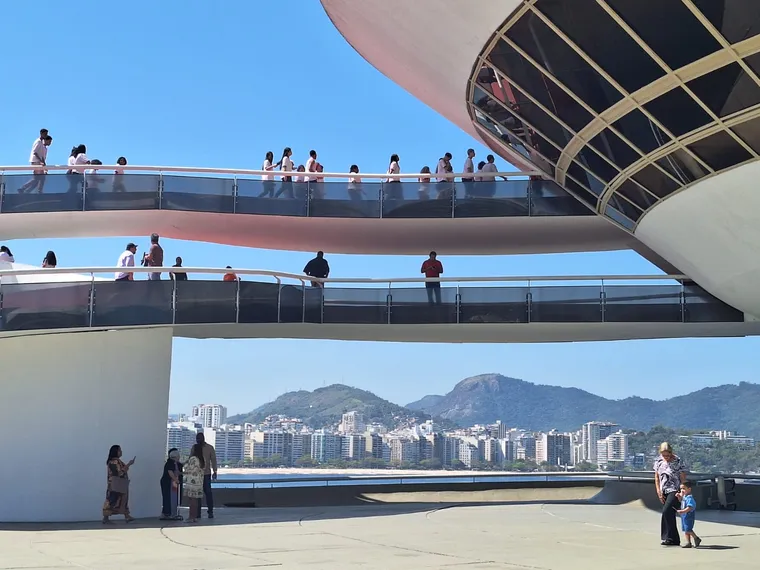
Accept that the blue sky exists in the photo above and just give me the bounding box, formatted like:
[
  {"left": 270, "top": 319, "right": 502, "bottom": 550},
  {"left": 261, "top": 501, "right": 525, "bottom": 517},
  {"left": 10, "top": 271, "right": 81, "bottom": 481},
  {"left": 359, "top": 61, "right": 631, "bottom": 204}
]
[{"left": 2, "top": 1, "right": 757, "bottom": 415}]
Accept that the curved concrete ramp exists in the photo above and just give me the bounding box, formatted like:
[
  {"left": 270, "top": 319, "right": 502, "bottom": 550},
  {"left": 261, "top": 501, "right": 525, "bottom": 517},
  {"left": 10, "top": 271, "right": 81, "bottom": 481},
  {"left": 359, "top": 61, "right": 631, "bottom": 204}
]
[{"left": 590, "top": 480, "right": 663, "bottom": 510}]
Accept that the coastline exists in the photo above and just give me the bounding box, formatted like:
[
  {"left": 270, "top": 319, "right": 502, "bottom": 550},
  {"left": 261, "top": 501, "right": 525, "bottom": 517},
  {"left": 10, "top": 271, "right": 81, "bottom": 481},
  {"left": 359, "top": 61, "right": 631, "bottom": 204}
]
[{"left": 218, "top": 467, "right": 554, "bottom": 477}]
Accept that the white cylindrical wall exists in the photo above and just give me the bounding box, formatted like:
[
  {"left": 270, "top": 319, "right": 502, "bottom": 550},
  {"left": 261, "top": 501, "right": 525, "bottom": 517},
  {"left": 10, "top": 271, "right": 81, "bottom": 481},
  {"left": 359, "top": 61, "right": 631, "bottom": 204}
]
[
  {"left": 635, "top": 161, "right": 760, "bottom": 318},
  {"left": 0, "top": 328, "right": 173, "bottom": 522}
]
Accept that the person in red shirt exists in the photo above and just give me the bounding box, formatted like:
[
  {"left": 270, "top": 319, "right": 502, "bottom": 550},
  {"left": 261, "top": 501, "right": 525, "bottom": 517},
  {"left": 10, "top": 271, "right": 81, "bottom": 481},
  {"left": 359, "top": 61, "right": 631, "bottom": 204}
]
[{"left": 421, "top": 251, "right": 443, "bottom": 305}]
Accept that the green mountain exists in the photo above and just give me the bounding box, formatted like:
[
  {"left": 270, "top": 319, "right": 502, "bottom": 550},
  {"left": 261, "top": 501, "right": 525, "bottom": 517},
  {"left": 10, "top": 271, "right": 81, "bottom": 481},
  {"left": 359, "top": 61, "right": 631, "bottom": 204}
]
[
  {"left": 228, "top": 384, "right": 432, "bottom": 428},
  {"left": 406, "top": 374, "right": 760, "bottom": 436}
]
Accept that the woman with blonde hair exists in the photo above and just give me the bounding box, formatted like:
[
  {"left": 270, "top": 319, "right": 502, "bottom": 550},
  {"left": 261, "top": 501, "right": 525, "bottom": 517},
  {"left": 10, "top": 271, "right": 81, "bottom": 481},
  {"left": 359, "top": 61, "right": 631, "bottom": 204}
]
[{"left": 653, "top": 441, "right": 686, "bottom": 546}]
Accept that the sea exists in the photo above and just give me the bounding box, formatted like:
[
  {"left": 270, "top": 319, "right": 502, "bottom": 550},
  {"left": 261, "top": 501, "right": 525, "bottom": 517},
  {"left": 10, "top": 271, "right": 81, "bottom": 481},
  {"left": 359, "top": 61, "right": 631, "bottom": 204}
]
[{"left": 214, "top": 472, "right": 603, "bottom": 489}]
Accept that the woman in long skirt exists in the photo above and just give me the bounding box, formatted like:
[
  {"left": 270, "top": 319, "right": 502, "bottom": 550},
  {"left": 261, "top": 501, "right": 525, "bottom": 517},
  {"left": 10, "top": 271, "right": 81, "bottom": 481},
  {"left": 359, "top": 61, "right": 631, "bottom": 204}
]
[
  {"left": 183, "top": 444, "right": 205, "bottom": 523},
  {"left": 103, "top": 444, "right": 136, "bottom": 524}
]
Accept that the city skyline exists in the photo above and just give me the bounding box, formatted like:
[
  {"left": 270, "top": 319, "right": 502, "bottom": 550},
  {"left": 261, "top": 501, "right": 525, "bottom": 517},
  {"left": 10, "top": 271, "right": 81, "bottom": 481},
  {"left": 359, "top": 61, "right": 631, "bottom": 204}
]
[{"left": 2, "top": 0, "right": 758, "bottom": 417}]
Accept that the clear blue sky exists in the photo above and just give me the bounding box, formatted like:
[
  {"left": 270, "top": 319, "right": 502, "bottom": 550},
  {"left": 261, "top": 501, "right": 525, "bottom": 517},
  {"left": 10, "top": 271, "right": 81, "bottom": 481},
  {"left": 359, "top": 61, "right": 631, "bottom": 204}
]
[{"left": 2, "top": 1, "right": 757, "bottom": 415}]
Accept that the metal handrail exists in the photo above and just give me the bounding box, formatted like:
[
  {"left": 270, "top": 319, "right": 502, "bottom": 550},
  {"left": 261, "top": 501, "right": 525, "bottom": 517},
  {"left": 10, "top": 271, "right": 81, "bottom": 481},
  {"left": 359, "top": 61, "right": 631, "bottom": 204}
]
[
  {"left": 0, "top": 266, "right": 688, "bottom": 284},
  {"left": 0, "top": 164, "right": 537, "bottom": 180}
]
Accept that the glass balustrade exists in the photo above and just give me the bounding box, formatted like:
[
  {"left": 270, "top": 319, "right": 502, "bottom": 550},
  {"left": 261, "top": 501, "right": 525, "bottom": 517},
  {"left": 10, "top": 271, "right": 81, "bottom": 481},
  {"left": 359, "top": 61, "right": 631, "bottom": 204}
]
[
  {"left": 0, "top": 173, "right": 594, "bottom": 218},
  {"left": 0, "top": 279, "right": 743, "bottom": 332}
]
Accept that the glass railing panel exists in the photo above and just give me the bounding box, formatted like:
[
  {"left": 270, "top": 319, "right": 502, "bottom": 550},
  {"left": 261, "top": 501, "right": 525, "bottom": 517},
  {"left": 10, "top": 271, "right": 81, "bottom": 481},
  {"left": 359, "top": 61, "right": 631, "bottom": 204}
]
[
  {"left": 389, "top": 287, "right": 457, "bottom": 324},
  {"left": 530, "top": 179, "right": 592, "bottom": 216},
  {"left": 236, "top": 179, "right": 308, "bottom": 216},
  {"left": 308, "top": 181, "right": 381, "bottom": 218},
  {"left": 239, "top": 281, "right": 280, "bottom": 324},
  {"left": 91, "top": 281, "right": 173, "bottom": 327},
  {"left": 459, "top": 286, "right": 529, "bottom": 323},
  {"left": 278, "top": 284, "right": 306, "bottom": 323},
  {"left": 683, "top": 284, "right": 745, "bottom": 323},
  {"left": 454, "top": 180, "right": 530, "bottom": 217},
  {"left": 382, "top": 182, "right": 454, "bottom": 218},
  {"left": 321, "top": 287, "right": 389, "bottom": 324},
  {"left": 161, "top": 175, "right": 234, "bottom": 213},
  {"left": 0, "top": 282, "right": 90, "bottom": 331},
  {"left": 1, "top": 173, "right": 82, "bottom": 212},
  {"left": 530, "top": 286, "right": 603, "bottom": 323},
  {"left": 303, "top": 286, "right": 325, "bottom": 323},
  {"left": 175, "top": 280, "right": 236, "bottom": 324},
  {"left": 603, "top": 285, "right": 683, "bottom": 322},
  {"left": 85, "top": 173, "right": 160, "bottom": 210}
]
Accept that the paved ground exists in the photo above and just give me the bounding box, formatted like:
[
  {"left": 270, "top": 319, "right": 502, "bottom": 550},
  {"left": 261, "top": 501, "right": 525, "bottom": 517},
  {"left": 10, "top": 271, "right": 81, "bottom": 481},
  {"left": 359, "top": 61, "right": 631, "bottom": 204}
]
[{"left": 2, "top": 501, "right": 760, "bottom": 569}]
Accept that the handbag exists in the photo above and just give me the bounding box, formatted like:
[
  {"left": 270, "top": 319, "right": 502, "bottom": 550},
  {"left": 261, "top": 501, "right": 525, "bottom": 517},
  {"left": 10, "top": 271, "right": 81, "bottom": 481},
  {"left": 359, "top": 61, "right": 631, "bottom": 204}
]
[{"left": 111, "top": 476, "right": 129, "bottom": 494}]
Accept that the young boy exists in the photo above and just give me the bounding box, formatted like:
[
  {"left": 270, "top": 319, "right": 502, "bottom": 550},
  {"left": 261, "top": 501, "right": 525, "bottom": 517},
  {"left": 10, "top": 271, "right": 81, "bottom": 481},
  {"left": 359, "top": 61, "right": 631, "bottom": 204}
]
[{"left": 676, "top": 482, "right": 702, "bottom": 548}]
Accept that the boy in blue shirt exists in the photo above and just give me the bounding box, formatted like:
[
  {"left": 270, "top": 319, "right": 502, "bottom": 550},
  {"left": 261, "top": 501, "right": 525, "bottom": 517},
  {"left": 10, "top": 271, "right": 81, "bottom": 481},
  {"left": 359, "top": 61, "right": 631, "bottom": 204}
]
[{"left": 676, "top": 482, "right": 702, "bottom": 548}]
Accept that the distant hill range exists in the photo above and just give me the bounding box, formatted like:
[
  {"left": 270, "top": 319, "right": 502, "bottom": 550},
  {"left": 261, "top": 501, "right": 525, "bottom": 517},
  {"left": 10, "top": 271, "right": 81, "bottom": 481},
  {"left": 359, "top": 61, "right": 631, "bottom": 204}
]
[
  {"left": 406, "top": 374, "right": 760, "bottom": 436},
  {"left": 227, "top": 384, "right": 435, "bottom": 429}
]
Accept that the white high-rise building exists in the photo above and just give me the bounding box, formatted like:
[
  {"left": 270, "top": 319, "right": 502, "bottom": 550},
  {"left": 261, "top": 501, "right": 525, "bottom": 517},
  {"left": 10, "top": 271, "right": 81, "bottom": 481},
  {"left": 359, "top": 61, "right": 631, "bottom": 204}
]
[
  {"left": 581, "top": 422, "right": 619, "bottom": 463},
  {"left": 340, "top": 411, "right": 366, "bottom": 435},
  {"left": 536, "top": 431, "right": 572, "bottom": 466},
  {"left": 596, "top": 431, "right": 629, "bottom": 468},
  {"left": 166, "top": 422, "right": 198, "bottom": 459},
  {"left": 192, "top": 404, "right": 228, "bottom": 429},
  {"left": 311, "top": 431, "right": 342, "bottom": 463},
  {"left": 342, "top": 434, "right": 367, "bottom": 460},
  {"left": 204, "top": 426, "right": 244, "bottom": 464}
]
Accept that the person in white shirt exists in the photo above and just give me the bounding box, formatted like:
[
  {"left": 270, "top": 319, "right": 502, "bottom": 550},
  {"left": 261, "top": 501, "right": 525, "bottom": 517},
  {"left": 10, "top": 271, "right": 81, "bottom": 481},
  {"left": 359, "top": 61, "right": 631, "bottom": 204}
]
[
  {"left": 347, "top": 164, "right": 364, "bottom": 201},
  {"left": 418, "top": 166, "right": 432, "bottom": 200},
  {"left": 436, "top": 152, "right": 452, "bottom": 183},
  {"left": 258, "top": 151, "right": 277, "bottom": 197},
  {"left": 18, "top": 129, "right": 52, "bottom": 193},
  {"left": 480, "top": 154, "right": 505, "bottom": 198},
  {"left": 305, "top": 150, "right": 317, "bottom": 183},
  {"left": 462, "top": 148, "right": 476, "bottom": 198},
  {"left": 276, "top": 147, "right": 294, "bottom": 198},
  {"left": 385, "top": 154, "right": 402, "bottom": 201},
  {"left": 115, "top": 243, "right": 138, "bottom": 281},
  {"left": 113, "top": 157, "right": 127, "bottom": 192},
  {"left": 85, "top": 159, "right": 105, "bottom": 192},
  {"left": 0, "top": 245, "right": 15, "bottom": 263}
]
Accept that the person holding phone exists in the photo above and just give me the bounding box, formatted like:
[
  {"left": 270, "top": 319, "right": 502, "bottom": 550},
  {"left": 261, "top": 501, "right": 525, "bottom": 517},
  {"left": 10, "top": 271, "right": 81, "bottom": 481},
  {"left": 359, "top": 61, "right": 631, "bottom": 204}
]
[{"left": 102, "top": 444, "right": 136, "bottom": 524}]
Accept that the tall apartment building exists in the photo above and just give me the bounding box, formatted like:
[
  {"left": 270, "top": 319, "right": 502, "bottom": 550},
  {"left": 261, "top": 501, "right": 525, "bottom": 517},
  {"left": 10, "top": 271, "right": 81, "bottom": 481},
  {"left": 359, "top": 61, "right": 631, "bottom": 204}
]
[
  {"left": 490, "top": 421, "right": 508, "bottom": 440},
  {"left": 204, "top": 426, "right": 244, "bottom": 464},
  {"left": 516, "top": 435, "right": 536, "bottom": 461},
  {"left": 192, "top": 404, "right": 228, "bottom": 429},
  {"left": 389, "top": 438, "right": 420, "bottom": 465},
  {"left": 442, "top": 436, "right": 461, "bottom": 467},
  {"left": 498, "top": 439, "right": 515, "bottom": 463},
  {"left": 342, "top": 434, "right": 366, "bottom": 460},
  {"left": 166, "top": 422, "right": 197, "bottom": 458},
  {"left": 339, "top": 411, "right": 366, "bottom": 435},
  {"left": 483, "top": 438, "right": 499, "bottom": 464},
  {"left": 365, "top": 432, "right": 384, "bottom": 459},
  {"left": 292, "top": 433, "right": 312, "bottom": 463},
  {"left": 596, "top": 431, "right": 629, "bottom": 468},
  {"left": 311, "top": 431, "right": 342, "bottom": 463},
  {"left": 458, "top": 441, "right": 480, "bottom": 468},
  {"left": 249, "top": 431, "right": 293, "bottom": 461},
  {"left": 536, "top": 431, "right": 572, "bottom": 466},
  {"left": 581, "top": 422, "right": 619, "bottom": 463}
]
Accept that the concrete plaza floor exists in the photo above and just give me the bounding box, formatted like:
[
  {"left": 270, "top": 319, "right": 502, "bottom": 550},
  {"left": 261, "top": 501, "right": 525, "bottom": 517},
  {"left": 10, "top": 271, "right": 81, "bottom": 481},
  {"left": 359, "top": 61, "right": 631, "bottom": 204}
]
[{"left": 1, "top": 501, "right": 759, "bottom": 569}]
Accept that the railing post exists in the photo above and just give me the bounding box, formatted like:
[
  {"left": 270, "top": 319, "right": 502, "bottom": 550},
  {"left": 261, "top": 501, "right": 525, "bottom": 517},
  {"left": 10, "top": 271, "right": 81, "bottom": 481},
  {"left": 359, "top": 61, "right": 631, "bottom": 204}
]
[
  {"left": 233, "top": 175, "right": 238, "bottom": 214},
  {"left": 171, "top": 275, "right": 177, "bottom": 325},
  {"left": 235, "top": 277, "right": 240, "bottom": 324},
  {"left": 379, "top": 183, "right": 384, "bottom": 219},
  {"left": 158, "top": 172, "right": 164, "bottom": 210},
  {"left": 527, "top": 178, "right": 533, "bottom": 217},
  {"left": 526, "top": 280, "right": 532, "bottom": 323},
  {"left": 82, "top": 171, "right": 87, "bottom": 212},
  {"left": 88, "top": 273, "right": 95, "bottom": 327},
  {"left": 451, "top": 180, "right": 456, "bottom": 218},
  {"left": 0, "top": 174, "right": 4, "bottom": 214},
  {"left": 306, "top": 182, "right": 311, "bottom": 217},
  {"left": 302, "top": 281, "right": 307, "bottom": 323},
  {"left": 600, "top": 279, "right": 606, "bottom": 323},
  {"left": 680, "top": 282, "right": 686, "bottom": 323},
  {"left": 276, "top": 278, "right": 282, "bottom": 323},
  {"left": 387, "top": 282, "right": 392, "bottom": 324},
  {"left": 456, "top": 284, "right": 461, "bottom": 324}
]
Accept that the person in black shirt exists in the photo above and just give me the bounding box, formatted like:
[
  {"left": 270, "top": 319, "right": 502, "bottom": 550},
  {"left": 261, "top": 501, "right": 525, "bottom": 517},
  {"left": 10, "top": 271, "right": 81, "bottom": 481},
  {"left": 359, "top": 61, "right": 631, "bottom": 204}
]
[
  {"left": 303, "top": 251, "right": 330, "bottom": 287},
  {"left": 160, "top": 448, "right": 183, "bottom": 520},
  {"left": 169, "top": 256, "right": 188, "bottom": 281}
]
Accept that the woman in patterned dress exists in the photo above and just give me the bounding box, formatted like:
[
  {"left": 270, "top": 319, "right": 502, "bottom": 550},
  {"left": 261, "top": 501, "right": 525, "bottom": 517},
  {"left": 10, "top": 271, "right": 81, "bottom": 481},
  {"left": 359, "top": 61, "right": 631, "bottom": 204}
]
[
  {"left": 183, "top": 443, "right": 205, "bottom": 523},
  {"left": 103, "top": 445, "right": 136, "bottom": 524},
  {"left": 654, "top": 441, "right": 687, "bottom": 546}
]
